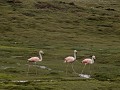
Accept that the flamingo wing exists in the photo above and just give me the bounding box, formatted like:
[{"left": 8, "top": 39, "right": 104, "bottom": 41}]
[
  {"left": 28, "top": 57, "right": 40, "bottom": 62},
  {"left": 64, "top": 56, "right": 75, "bottom": 63},
  {"left": 82, "top": 58, "right": 92, "bottom": 64}
]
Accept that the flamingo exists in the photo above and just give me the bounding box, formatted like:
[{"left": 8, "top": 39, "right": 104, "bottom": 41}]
[
  {"left": 27, "top": 50, "right": 44, "bottom": 75},
  {"left": 64, "top": 50, "right": 78, "bottom": 75},
  {"left": 80, "top": 55, "right": 96, "bottom": 77}
]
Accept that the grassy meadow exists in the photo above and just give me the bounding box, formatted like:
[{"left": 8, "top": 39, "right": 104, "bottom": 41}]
[{"left": 0, "top": 0, "right": 120, "bottom": 89}]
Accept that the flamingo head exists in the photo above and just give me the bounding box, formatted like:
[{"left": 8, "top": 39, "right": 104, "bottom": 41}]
[
  {"left": 74, "top": 50, "right": 77, "bottom": 53},
  {"left": 39, "top": 50, "right": 44, "bottom": 54},
  {"left": 92, "top": 55, "right": 96, "bottom": 60}
]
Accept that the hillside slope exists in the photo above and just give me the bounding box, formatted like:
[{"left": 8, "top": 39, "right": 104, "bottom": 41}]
[{"left": 0, "top": 0, "right": 120, "bottom": 89}]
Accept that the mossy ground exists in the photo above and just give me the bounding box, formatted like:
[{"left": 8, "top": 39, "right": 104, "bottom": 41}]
[{"left": 0, "top": 0, "right": 120, "bottom": 89}]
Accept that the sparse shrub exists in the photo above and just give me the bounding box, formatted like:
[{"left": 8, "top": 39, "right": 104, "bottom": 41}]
[
  {"left": 35, "top": 2, "right": 58, "bottom": 10},
  {"left": 22, "top": 12, "right": 35, "bottom": 17},
  {"left": 69, "top": 2, "right": 75, "bottom": 5},
  {"left": 93, "top": 73, "right": 111, "bottom": 81},
  {"left": 7, "top": 0, "right": 22, "bottom": 3},
  {"left": 4, "top": 68, "right": 20, "bottom": 73},
  {"left": 49, "top": 71, "right": 59, "bottom": 75},
  {"left": 87, "top": 16, "right": 103, "bottom": 21},
  {"left": 105, "top": 8, "right": 115, "bottom": 11}
]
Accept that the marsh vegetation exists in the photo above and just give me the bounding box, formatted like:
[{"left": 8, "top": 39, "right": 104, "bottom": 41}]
[{"left": 0, "top": 0, "right": 120, "bottom": 89}]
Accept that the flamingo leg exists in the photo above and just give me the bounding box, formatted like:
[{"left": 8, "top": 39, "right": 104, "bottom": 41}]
[
  {"left": 35, "top": 62, "right": 38, "bottom": 75},
  {"left": 66, "top": 63, "right": 69, "bottom": 75},
  {"left": 71, "top": 63, "right": 78, "bottom": 75},
  {"left": 27, "top": 63, "right": 30, "bottom": 76},
  {"left": 89, "top": 64, "right": 91, "bottom": 76},
  {"left": 81, "top": 64, "right": 86, "bottom": 74}
]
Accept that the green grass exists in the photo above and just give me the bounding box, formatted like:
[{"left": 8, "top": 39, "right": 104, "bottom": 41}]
[{"left": 0, "top": 0, "right": 120, "bottom": 89}]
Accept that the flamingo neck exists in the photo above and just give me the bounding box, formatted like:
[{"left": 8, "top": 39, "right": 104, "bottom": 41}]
[
  {"left": 74, "top": 52, "right": 76, "bottom": 60},
  {"left": 39, "top": 52, "right": 42, "bottom": 61},
  {"left": 91, "top": 57, "right": 94, "bottom": 63}
]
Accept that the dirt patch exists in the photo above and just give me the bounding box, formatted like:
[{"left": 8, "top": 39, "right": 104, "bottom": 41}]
[{"left": 7, "top": 0, "right": 22, "bottom": 3}]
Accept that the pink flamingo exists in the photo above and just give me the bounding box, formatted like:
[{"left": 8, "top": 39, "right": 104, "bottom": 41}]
[
  {"left": 27, "top": 50, "right": 44, "bottom": 75},
  {"left": 64, "top": 50, "right": 78, "bottom": 75},
  {"left": 80, "top": 55, "right": 96, "bottom": 76}
]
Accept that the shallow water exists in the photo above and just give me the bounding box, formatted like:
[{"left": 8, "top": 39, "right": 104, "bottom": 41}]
[{"left": 79, "top": 74, "right": 91, "bottom": 78}]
